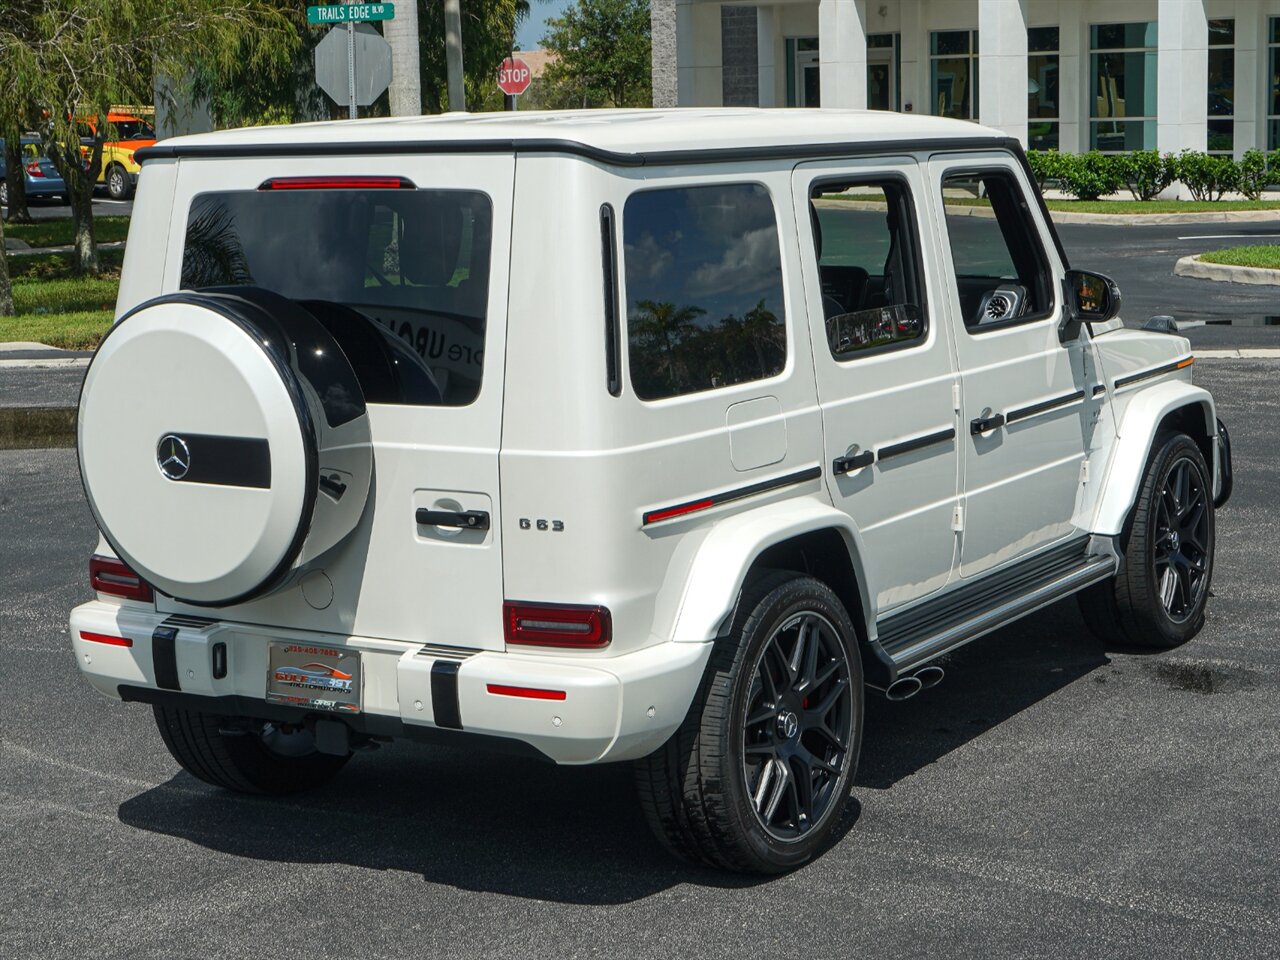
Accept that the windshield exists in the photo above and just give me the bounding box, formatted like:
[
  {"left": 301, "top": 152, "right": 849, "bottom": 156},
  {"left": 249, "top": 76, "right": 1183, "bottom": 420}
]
[
  {"left": 180, "top": 186, "right": 493, "bottom": 407},
  {"left": 108, "top": 119, "right": 155, "bottom": 141}
]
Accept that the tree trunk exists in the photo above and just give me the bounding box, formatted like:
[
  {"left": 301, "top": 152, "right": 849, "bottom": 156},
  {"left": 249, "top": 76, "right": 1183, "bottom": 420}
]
[
  {"left": 0, "top": 216, "right": 13, "bottom": 317},
  {"left": 3, "top": 141, "right": 33, "bottom": 224},
  {"left": 70, "top": 176, "right": 99, "bottom": 275},
  {"left": 385, "top": 0, "right": 423, "bottom": 116}
]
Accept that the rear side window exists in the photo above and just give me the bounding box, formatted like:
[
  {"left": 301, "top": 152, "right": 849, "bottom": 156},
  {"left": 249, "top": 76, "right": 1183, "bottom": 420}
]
[
  {"left": 181, "top": 187, "right": 492, "bottom": 407},
  {"left": 622, "top": 183, "right": 786, "bottom": 401}
]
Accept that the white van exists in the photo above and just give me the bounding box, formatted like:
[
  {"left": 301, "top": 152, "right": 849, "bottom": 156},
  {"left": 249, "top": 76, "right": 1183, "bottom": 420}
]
[{"left": 70, "top": 109, "right": 1231, "bottom": 872}]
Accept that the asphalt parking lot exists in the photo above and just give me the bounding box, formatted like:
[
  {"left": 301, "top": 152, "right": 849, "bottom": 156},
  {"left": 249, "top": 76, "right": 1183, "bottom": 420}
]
[{"left": 1, "top": 358, "right": 1275, "bottom": 959}]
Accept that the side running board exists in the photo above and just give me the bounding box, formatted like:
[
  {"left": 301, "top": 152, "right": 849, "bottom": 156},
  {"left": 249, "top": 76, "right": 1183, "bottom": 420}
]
[{"left": 876, "top": 538, "right": 1116, "bottom": 672}]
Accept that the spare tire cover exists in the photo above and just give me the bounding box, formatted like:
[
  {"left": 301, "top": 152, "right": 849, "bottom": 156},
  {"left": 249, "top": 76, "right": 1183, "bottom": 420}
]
[{"left": 78, "top": 288, "right": 373, "bottom": 606}]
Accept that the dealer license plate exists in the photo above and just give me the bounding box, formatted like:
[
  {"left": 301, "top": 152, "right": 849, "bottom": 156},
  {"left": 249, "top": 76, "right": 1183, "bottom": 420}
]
[{"left": 266, "top": 642, "right": 361, "bottom": 714}]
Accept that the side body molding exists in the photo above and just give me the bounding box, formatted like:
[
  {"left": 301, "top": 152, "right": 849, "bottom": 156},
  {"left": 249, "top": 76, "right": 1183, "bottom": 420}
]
[
  {"left": 1093, "top": 381, "right": 1217, "bottom": 536},
  {"left": 667, "top": 497, "right": 875, "bottom": 646}
]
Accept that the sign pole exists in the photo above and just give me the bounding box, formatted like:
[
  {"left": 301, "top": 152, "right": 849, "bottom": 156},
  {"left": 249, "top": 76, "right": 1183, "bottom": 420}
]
[{"left": 346, "top": 20, "right": 357, "bottom": 119}]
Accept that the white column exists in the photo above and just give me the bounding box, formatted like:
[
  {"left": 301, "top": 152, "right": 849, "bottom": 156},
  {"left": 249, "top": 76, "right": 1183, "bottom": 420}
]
[
  {"left": 1157, "top": 0, "right": 1208, "bottom": 155},
  {"left": 978, "top": 0, "right": 1029, "bottom": 142},
  {"left": 758, "top": 6, "right": 777, "bottom": 107},
  {"left": 1057, "top": 0, "right": 1083, "bottom": 152},
  {"left": 819, "top": 0, "right": 868, "bottom": 109},
  {"left": 898, "top": 0, "right": 923, "bottom": 116},
  {"left": 1232, "top": 1, "right": 1262, "bottom": 156}
]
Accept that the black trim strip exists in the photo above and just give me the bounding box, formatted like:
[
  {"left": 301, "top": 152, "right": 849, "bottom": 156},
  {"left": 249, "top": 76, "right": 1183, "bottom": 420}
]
[
  {"left": 1092, "top": 384, "right": 1107, "bottom": 398},
  {"left": 431, "top": 660, "right": 463, "bottom": 730},
  {"left": 643, "top": 466, "right": 822, "bottom": 526},
  {"left": 878, "top": 427, "right": 956, "bottom": 462},
  {"left": 137, "top": 134, "right": 1019, "bottom": 168},
  {"left": 1006, "top": 389, "right": 1086, "bottom": 425},
  {"left": 600, "top": 204, "right": 622, "bottom": 397},
  {"left": 1115, "top": 357, "right": 1192, "bottom": 389},
  {"left": 151, "top": 626, "right": 181, "bottom": 691}
]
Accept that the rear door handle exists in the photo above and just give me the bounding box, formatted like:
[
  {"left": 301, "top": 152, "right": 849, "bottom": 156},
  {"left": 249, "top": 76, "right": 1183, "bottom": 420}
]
[
  {"left": 415, "top": 508, "right": 490, "bottom": 531},
  {"left": 969, "top": 413, "right": 1006, "bottom": 435},
  {"left": 832, "top": 450, "right": 875, "bottom": 475}
]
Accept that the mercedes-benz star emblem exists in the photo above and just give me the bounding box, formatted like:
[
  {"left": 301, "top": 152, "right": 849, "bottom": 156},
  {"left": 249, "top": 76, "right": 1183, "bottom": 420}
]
[{"left": 157, "top": 435, "right": 191, "bottom": 480}]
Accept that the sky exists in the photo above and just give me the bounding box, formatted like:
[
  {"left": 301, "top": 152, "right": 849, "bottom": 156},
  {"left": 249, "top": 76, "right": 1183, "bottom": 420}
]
[{"left": 516, "top": 0, "right": 573, "bottom": 50}]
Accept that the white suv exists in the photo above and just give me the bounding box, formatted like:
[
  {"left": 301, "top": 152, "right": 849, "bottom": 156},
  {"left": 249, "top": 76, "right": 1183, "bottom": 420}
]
[{"left": 71, "top": 110, "right": 1232, "bottom": 873}]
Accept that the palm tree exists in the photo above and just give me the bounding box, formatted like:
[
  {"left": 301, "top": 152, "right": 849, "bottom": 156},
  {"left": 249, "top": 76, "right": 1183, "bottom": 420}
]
[{"left": 630, "top": 299, "right": 705, "bottom": 393}]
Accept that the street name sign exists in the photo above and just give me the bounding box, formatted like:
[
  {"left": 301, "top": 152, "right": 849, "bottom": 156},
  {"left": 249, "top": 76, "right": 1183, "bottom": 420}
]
[{"left": 307, "top": 3, "right": 395, "bottom": 24}]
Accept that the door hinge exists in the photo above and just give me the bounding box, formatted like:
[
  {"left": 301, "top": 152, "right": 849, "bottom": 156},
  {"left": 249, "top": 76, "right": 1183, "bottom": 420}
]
[
  {"left": 1080, "top": 459, "right": 1090, "bottom": 485},
  {"left": 952, "top": 381, "right": 961, "bottom": 412},
  {"left": 951, "top": 504, "right": 964, "bottom": 532}
]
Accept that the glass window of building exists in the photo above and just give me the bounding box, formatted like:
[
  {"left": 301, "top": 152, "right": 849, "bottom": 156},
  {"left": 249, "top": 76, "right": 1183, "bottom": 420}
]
[
  {"left": 867, "top": 33, "right": 900, "bottom": 112},
  {"left": 1028, "top": 27, "right": 1060, "bottom": 151},
  {"left": 1207, "top": 19, "right": 1235, "bottom": 155},
  {"left": 1089, "top": 22, "right": 1158, "bottom": 151},
  {"left": 931, "top": 30, "right": 979, "bottom": 121},
  {"left": 1269, "top": 19, "right": 1280, "bottom": 150}
]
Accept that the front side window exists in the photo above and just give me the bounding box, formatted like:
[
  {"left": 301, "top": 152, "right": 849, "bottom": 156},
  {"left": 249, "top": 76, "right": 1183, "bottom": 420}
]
[
  {"left": 622, "top": 183, "right": 786, "bottom": 401},
  {"left": 181, "top": 186, "right": 493, "bottom": 407},
  {"left": 809, "top": 180, "right": 926, "bottom": 358},
  {"left": 941, "top": 171, "right": 1052, "bottom": 331},
  {"left": 1089, "top": 22, "right": 1158, "bottom": 151}
]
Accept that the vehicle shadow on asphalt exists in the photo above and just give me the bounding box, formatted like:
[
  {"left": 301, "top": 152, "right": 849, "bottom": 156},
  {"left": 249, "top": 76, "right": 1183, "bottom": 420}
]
[{"left": 115, "top": 599, "right": 1108, "bottom": 903}]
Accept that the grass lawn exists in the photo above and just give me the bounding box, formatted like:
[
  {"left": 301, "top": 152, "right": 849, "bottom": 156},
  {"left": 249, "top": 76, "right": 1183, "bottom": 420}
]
[
  {"left": 2, "top": 249, "right": 120, "bottom": 350},
  {"left": 5, "top": 216, "right": 130, "bottom": 248},
  {"left": 1198, "top": 245, "right": 1280, "bottom": 270}
]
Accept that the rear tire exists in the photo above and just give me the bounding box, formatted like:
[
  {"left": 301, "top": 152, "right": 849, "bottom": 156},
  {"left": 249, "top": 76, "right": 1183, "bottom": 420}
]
[
  {"left": 152, "top": 705, "right": 350, "bottom": 795},
  {"left": 1079, "top": 432, "right": 1215, "bottom": 648},
  {"left": 635, "top": 572, "right": 864, "bottom": 873},
  {"left": 106, "top": 164, "right": 133, "bottom": 200}
]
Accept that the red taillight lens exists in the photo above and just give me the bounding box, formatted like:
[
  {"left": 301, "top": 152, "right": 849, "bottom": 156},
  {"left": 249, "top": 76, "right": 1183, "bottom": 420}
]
[
  {"left": 258, "top": 176, "right": 414, "bottom": 191},
  {"left": 486, "top": 683, "right": 567, "bottom": 701},
  {"left": 25, "top": 161, "right": 44, "bottom": 178},
  {"left": 503, "top": 602, "right": 611, "bottom": 649},
  {"left": 89, "top": 554, "right": 154, "bottom": 603},
  {"left": 80, "top": 631, "right": 133, "bottom": 647}
]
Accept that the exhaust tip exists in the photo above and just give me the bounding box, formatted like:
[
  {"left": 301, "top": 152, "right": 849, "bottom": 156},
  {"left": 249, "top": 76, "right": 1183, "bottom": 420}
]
[
  {"left": 884, "top": 676, "right": 923, "bottom": 701},
  {"left": 915, "top": 665, "right": 945, "bottom": 690}
]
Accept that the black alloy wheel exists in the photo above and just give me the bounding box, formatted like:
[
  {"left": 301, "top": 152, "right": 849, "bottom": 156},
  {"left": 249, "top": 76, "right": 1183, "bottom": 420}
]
[
  {"left": 1153, "top": 455, "right": 1211, "bottom": 622},
  {"left": 742, "top": 611, "right": 853, "bottom": 842}
]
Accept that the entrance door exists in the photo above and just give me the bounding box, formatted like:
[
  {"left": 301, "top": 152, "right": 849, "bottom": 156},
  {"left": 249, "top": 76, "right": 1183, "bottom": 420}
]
[
  {"left": 797, "top": 48, "right": 821, "bottom": 106},
  {"left": 867, "top": 47, "right": 895, "bottom": 110},
  {"left": 928, "top": 153, "right": 1097, "bottom": 579},
  {"left": 794, "top": 157, "right": 961, "bottom": 614}
]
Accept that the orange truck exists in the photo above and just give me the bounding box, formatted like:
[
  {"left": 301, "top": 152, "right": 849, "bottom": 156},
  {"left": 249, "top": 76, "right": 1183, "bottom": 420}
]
[{"left": 78, "top": 112, "right": 156, "bottom": 200}]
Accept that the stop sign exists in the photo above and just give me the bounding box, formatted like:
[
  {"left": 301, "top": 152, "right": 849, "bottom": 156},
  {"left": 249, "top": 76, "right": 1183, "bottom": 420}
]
[{"left": 497, "top": 57, "right": 532, "bottom": 96}]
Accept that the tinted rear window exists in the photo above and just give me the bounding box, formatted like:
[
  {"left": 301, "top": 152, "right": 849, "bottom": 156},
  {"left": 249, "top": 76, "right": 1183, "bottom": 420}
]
[
  {"left": 622, "top": 183, "right": 786, "bottom": 401},
  {"left": 180, "top": 187, "right": 492, "bottom": 406}
]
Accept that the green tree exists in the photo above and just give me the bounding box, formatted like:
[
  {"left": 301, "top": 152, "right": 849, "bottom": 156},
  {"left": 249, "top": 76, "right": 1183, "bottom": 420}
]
[
  {"left": 0, "top": 215, "right": 12, "bottom": 317},
  {"left": 540, "top": 0, "right": 651, "bottom": 108},
  {"left": 0, "top": 1, "right": 296, "bottom": 275},
  {"left": 418, "top": 0, "right": 521, "bottom": 113},
  {"left": 630, "top": 300, "right": 704, "bottom": 395}
]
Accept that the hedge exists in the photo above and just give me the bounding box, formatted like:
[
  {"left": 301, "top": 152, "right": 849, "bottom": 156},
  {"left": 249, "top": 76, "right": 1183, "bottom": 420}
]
[{"left": 1026, "top": 148, "right": 1280, "bottom": 201}]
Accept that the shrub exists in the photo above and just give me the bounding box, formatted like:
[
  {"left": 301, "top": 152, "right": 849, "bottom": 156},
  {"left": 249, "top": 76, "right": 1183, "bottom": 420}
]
[
  {"left": 1026, "top": 149, "right": 1068, "bottom": 193},
  {"left": 1236, "top": 149, "right": 1271, "bottom": 201},
  {"left": 1118, "top": 150, "right": 1176, "bottom": 201},
  {"left": 1057, "top": 151, "right": 1125, "bottom": 201},
  {"left": 1174, "top": 150, "right": 1238, "bottom": 201}
]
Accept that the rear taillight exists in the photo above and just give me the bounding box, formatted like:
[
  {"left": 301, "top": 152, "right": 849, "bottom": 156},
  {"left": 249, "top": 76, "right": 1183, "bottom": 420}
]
[
  {"left": 504, "top": 602, "right": 611, "bottom": 649},
  {"left": 25, "top": 161, "right": 44, "bottom": 178},
  {"left": 89, "top": 554, "right": 154, "bottom": 602}
]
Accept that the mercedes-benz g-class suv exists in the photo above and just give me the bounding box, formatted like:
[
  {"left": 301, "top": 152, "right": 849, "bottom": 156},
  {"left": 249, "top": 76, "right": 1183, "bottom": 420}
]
[{"left": 71, "top": 110, "right": 1231, "bottom": 873}]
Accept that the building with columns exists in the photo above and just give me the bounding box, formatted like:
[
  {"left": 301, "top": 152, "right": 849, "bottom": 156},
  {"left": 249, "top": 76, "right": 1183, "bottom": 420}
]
[{"left": 650, "top": 0, "right": 1280, "bottom": 157}]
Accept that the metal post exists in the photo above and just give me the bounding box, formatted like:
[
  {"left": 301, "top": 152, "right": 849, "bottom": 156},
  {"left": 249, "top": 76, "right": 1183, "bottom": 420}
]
[
  {"left": 346, "top": 20, "right": 357, "bottom": 119},
  {"left": 444, "top": 0, "right": 465, "bottom": 111}
]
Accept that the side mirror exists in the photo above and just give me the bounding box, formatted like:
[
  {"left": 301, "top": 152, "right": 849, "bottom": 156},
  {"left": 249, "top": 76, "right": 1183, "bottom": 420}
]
[{"left": 1065, "top": 269, "right": 1122, "bottom": 324}]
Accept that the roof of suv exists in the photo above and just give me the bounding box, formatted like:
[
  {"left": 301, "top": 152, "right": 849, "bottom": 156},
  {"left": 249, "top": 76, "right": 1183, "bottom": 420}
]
[{"left": 139, "top": 108, "right": 1014, "bottom": 165}]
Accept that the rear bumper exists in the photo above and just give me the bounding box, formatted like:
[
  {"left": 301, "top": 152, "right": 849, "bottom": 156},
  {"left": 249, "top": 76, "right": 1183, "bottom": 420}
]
[{"left": 70, "top": 601, "right": 711, "bottom": 764}]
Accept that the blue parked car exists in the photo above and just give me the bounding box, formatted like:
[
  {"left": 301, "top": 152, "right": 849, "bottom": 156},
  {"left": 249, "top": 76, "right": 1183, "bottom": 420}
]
[{"left": 0, "top": 136, "right": 70, "bottom": 207}]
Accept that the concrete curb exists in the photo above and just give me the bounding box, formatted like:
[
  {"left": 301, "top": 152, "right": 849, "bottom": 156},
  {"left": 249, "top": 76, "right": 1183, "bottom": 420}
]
[
  {"left": 1174, "top": 255, "right": 1280, "bottom": 286},
  {"left": 1196, "top": 348, "right": 1280, "bottom": 359},
  {"left": 826, "top": 199, "right": 1280, "bottom": 226},
  {"left": 0, "top": 406, "right": 76, "bottom": 450},
  {"left": 5, "top": 240, "right": 125, "bottom": 258},
  {"left": 0, "top": 357, "right": 91, "bottom": 369}
]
